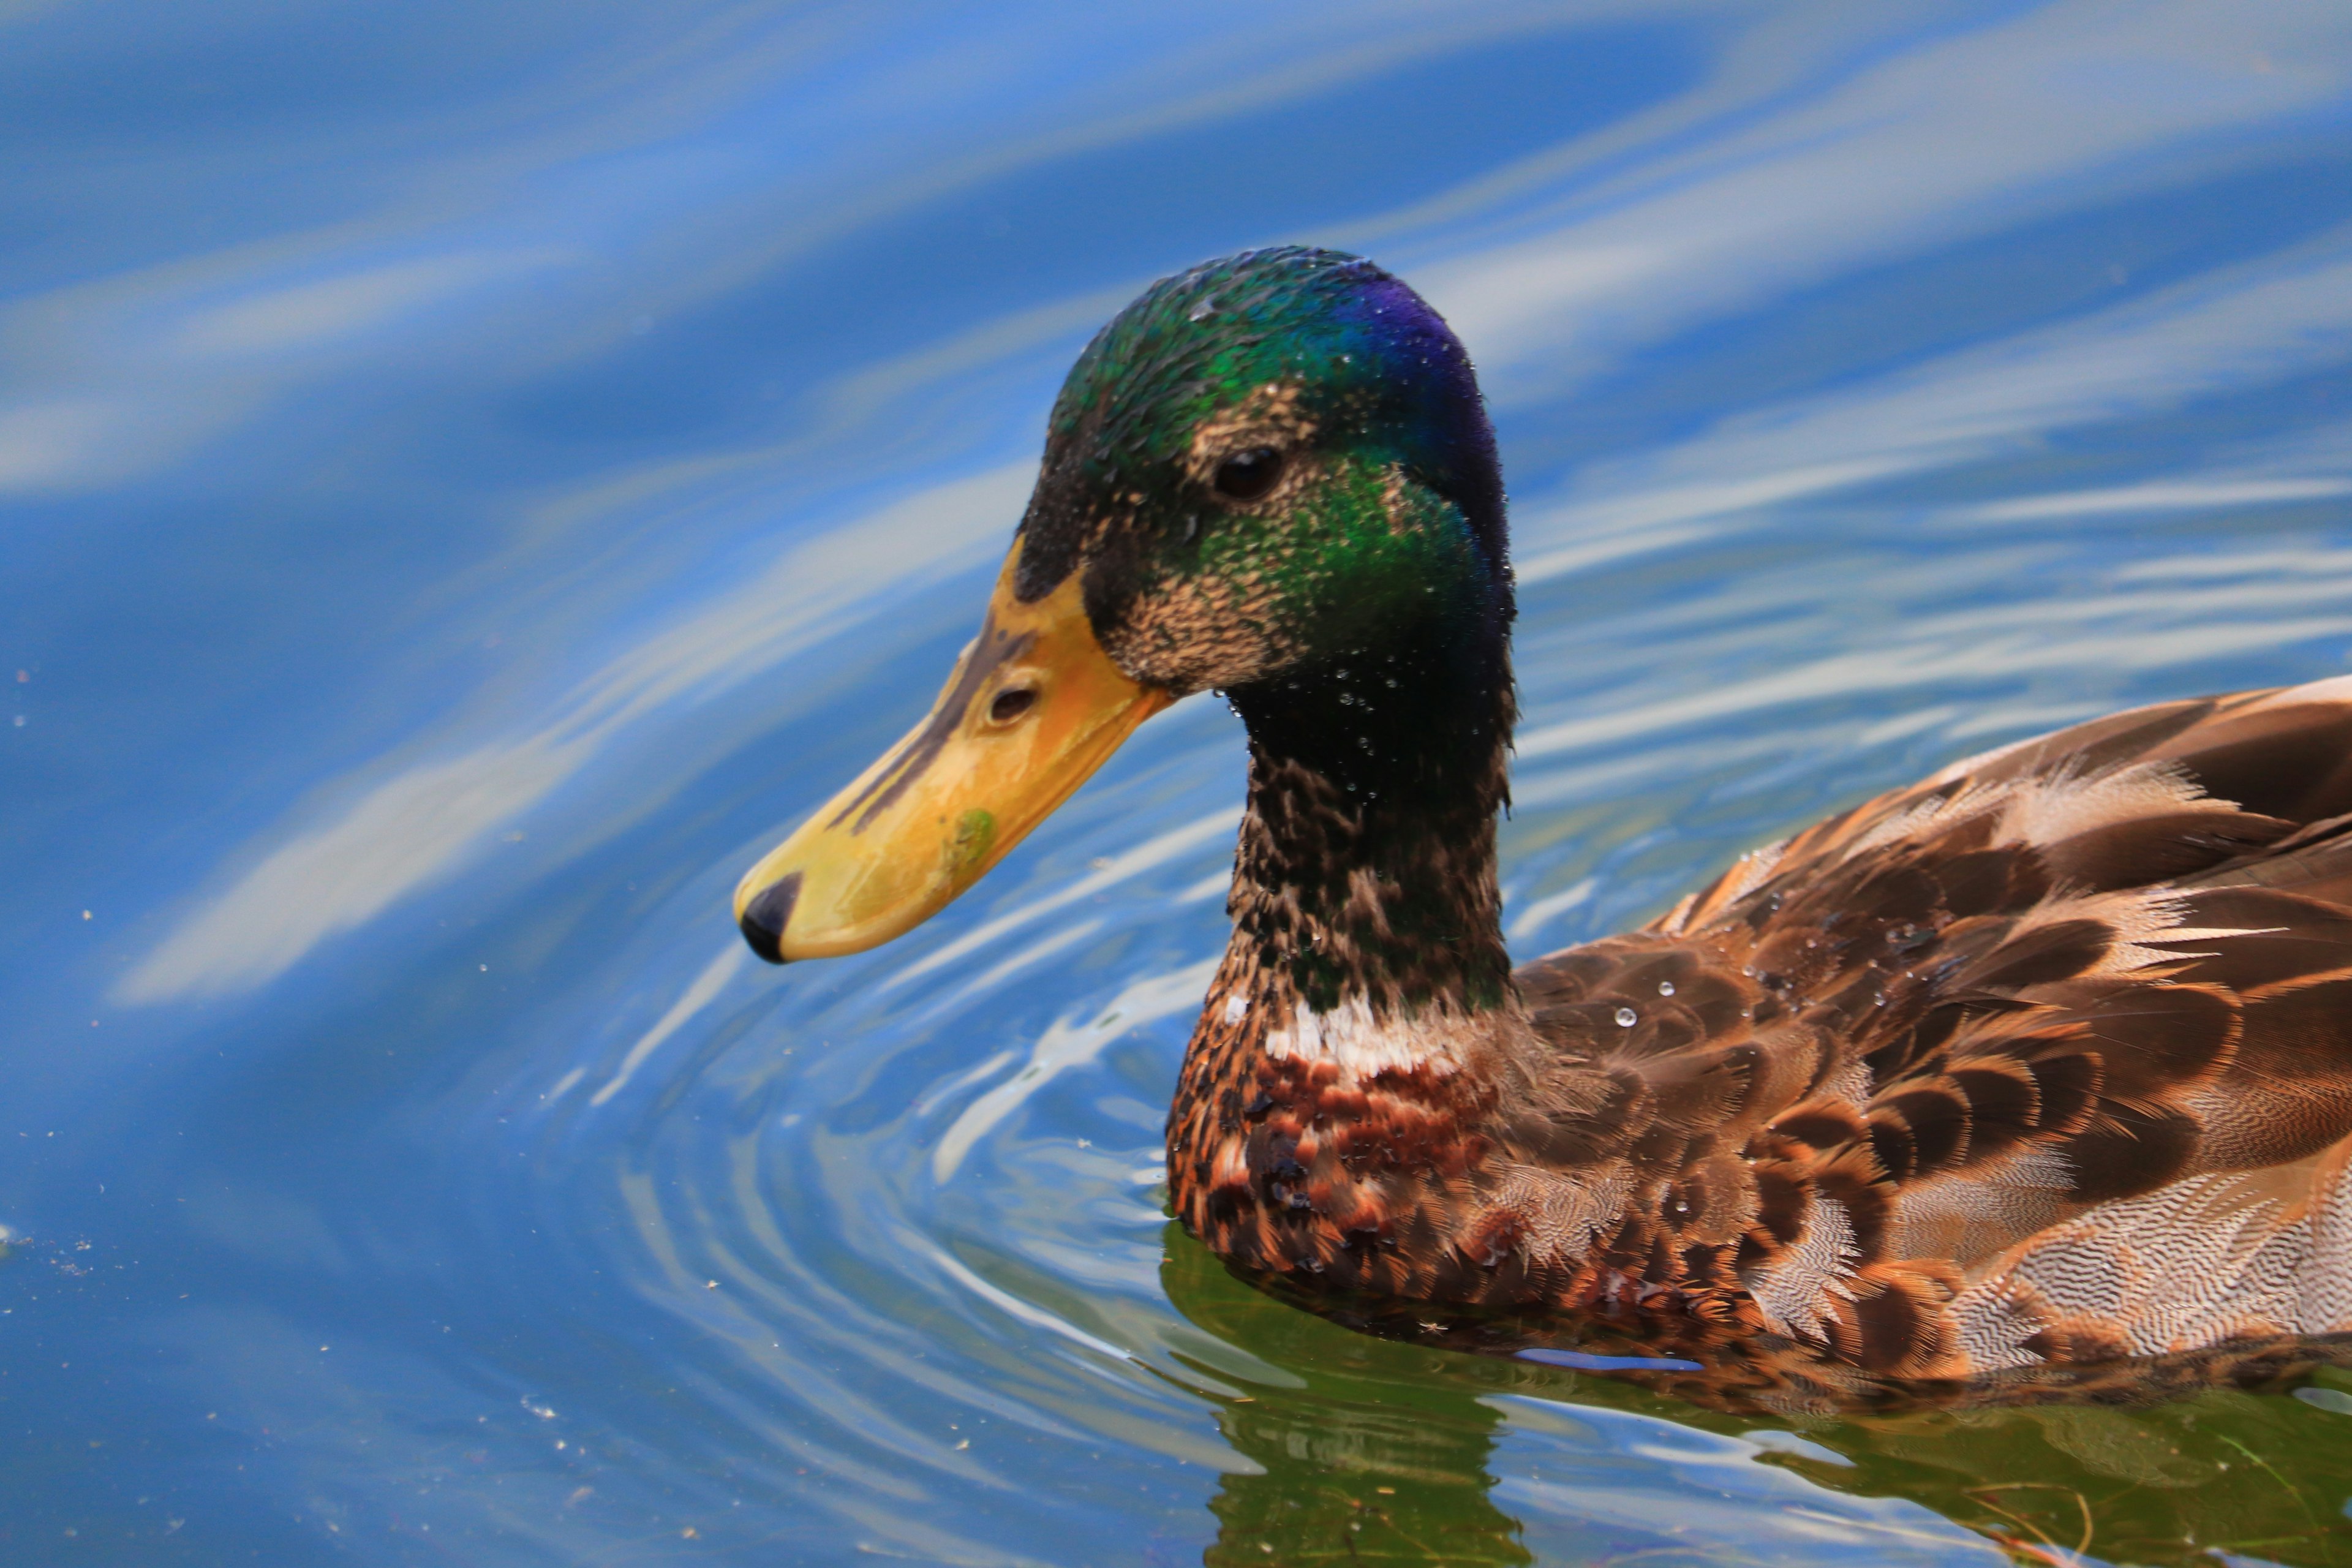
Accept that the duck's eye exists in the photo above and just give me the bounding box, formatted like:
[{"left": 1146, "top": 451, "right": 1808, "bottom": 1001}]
[
  {"left": 1211, "top": 448, "right": 1283, "bottom": 503},
  {"left": 988, "top": 687, "right": 1038, "bottom": 723}
]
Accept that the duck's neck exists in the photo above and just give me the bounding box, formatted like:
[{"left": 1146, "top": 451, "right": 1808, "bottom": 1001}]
[
  {"left": 1167, "top": 599, "right": 1518, "bottom": 1278},
  {"left": 1220, "top": 618, "right": 1516, "bottom": 1043}
]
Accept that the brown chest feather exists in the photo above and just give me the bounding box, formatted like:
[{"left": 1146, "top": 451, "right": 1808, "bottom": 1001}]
[{"left": 1169, "top": 681, "right": 2352, "bottom": 1379}]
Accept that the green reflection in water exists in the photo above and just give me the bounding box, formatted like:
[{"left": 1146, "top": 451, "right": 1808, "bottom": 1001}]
[
  {"left": 1160, "top": 1225, "right": 2352, "bottom": 1567},
  {"left": 1162, "top": 1227, "right": 1532, "bottom": 1567}
]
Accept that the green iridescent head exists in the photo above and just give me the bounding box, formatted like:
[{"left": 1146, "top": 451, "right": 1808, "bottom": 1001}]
[
  {"left": 1011, "top": 246, "right": 1511, "bottom": 697},
  {"left": 733, "top": 249, "right": 1513, "bottom": 967}
]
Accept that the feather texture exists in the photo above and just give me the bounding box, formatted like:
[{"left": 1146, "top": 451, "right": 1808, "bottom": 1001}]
[{"left": 1169, "top": 679, "right": 2352, "bottom": 1380}]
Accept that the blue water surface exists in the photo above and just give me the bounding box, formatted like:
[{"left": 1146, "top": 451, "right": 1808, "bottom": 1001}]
[{"left": 7, "top": 3, "right": 2352, "bottom": 1564}]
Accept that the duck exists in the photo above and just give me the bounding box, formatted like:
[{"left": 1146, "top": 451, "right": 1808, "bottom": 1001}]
[{"left": 733, "top": 246, "right": 2352, "bottom": 1383}]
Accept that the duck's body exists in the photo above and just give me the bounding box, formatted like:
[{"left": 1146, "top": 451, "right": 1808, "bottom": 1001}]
[
  {"left": 737, "top": 247, "right": 2352, "bottom": 1383},
  {"left": 1172, "top": 680, "right": 2352, "bottom": 1378}
]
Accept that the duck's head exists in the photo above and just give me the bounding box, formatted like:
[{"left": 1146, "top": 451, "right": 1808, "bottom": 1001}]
[{"left": 735, "top": 246, "right": 1509, "bottom": 964}]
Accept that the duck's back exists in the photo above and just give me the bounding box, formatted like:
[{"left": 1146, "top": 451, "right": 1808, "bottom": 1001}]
[{"left": 1513, "top": 677, "right": 2352, "bottom": 1377}]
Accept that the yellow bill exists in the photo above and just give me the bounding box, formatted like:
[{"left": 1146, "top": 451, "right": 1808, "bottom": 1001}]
[{"left": 734, "top": 548, "right": 1172, "bottom": 963}]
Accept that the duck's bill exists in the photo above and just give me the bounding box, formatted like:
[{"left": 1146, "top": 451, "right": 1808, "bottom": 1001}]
[{"left": 733, "top": 551, "right": 1172, "bottom": 963}]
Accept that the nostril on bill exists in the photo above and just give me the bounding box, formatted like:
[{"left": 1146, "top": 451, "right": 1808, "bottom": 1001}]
[
  {"left": 988, "top": 688, "right": 1037, "bottom": 723},
  {"left": 738, "top": 872, "right": 802, "bottom": 964}
]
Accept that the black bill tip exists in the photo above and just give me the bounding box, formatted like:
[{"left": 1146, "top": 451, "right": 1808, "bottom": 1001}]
[{"left": 737, "top": 872, "right": 802, "bottom": 965}]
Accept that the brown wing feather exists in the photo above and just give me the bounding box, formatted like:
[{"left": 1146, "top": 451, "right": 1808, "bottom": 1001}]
[{"left": 1513, "top": 677, "right": 2352, "bottom": 1374}]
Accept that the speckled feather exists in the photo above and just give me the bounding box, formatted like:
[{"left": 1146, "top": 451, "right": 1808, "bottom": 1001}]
[{"left": 1169, "top": 680, "right": 2352, "bottom": 1380}]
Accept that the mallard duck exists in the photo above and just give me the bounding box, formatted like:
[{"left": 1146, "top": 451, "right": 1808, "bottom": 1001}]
[{"left": 733, "top": 246, "right": 2352, "bottom": 1381}]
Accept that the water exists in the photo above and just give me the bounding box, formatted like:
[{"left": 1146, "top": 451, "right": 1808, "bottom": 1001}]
[{"left": 6, "top": 3, "right": 2352, "bottom": 1562}]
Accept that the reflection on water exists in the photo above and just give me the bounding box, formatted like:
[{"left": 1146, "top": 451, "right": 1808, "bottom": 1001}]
[
  {"left": 1170, "top": 1231, "right": 2352, "bottom": 1567},
  {"left": 7, "top": 2, "right": 2352, "bottom": 1564},
  {"left": 1169, "top": 1235, "right": 1535, "bottom": 1568}
]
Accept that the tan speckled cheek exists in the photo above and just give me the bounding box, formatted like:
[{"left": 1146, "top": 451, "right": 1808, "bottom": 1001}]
[
  {"left": 1185, "top": 380, "right": 1318, "bottom": 488},
  {"left": 1099, "top": 552, "right": 1302, "bottom": 692}
]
